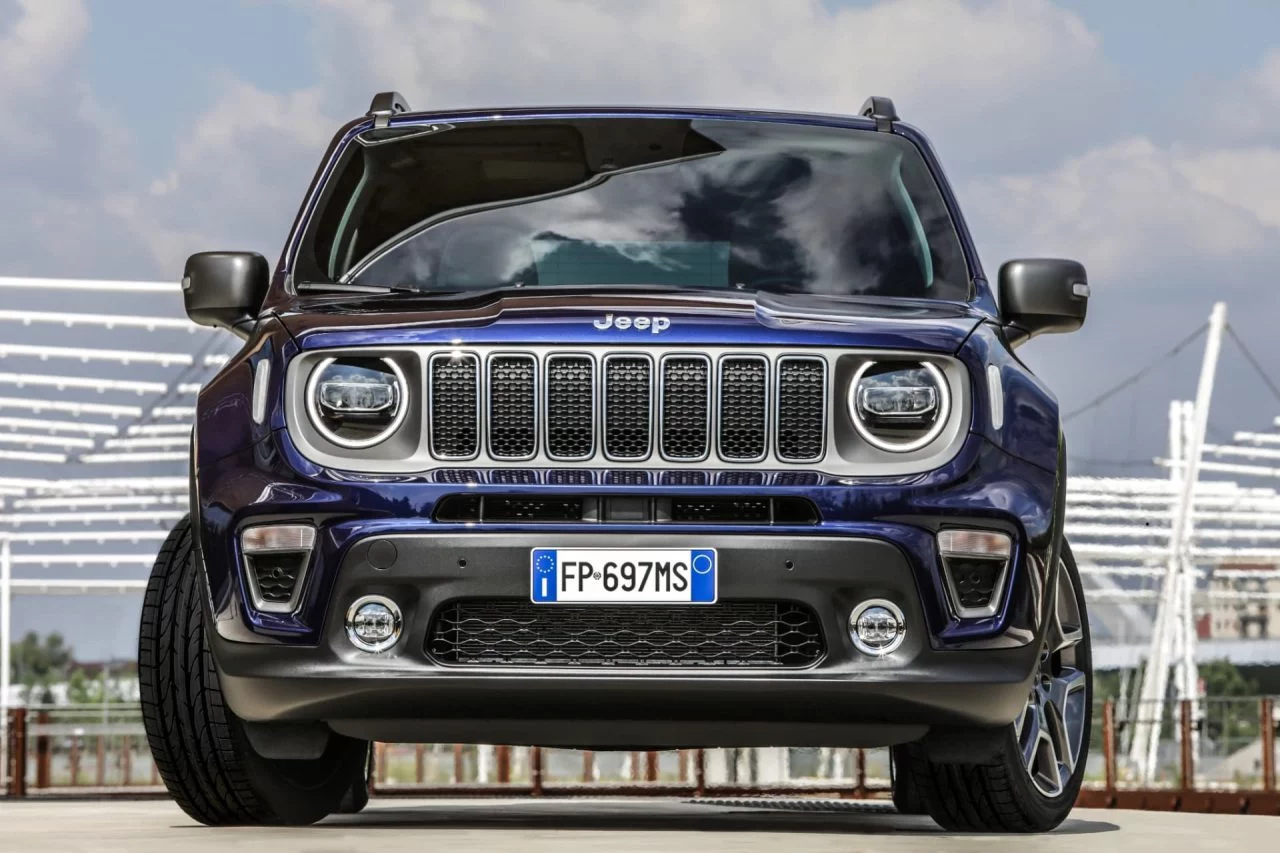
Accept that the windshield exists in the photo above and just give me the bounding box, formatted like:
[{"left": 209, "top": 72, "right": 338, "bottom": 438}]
[{"left": 297, "top": 116, "right": 970, "bottom": 301}]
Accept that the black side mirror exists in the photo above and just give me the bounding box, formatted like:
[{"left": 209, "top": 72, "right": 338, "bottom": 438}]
[
  {"left": 998, "top": 258, "right": 1089, "bottom": 346},
  {"left": 182, "top": 251, "right": 270, "bottom": 337}
]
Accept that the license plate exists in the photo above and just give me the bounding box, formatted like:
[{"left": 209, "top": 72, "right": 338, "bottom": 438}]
[{"left": 530, "top": 548, "right": 717, "bottom": 604}]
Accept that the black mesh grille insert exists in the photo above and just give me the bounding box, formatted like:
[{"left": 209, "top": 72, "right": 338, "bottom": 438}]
[
  {"left": 670, "top": 498, "right": 770, "bottom": 523},
  {"left": 484, "top": 497, "right": 583, "bottom": 522},
  {"left": 660, "top": 356, "right": 710, "bottom": 460},
  {"left": 490, "top": 469, "right": 538, "bottom": 485},
  {"left": 605, "top": 469, "right": 650, "bottom": 486},
  {"left": 548, "top": 469, "right": 595, "bottom": 486},
  {"left": 430, "top": 354, "right": 479, "bottom": 458},
  {"left": 947, "top": 557, "right": 1005, "bottom": 611},
  {"left": 432, "top": 494, "right": 819, "bottom": 525},
  {"left": 718, "top": 357, "right": 768, "bottom": 461},
  {"left": 717, "top": 471, "right": 766, "bottom": 487},
  {"left": 775, "top": 358, "right": 826, "bottom": 461},
  {"left": 546, "top": 355, "right": 595, "bottom": 459},
  {"left": 427, "top": 600, "right": 825, "bottom": 667},
  {"left": 488, "top": 355, "right": 536, "bottom": 459},
  {"left": 661, "top": 470, "right": 708, "bottom": 486},
  {"left": 248, "top": 553, "right": 306, "bottom": 607},
  {"left": 604, "top": 356, "right": 652, "bottom": 459},
  {"left": 434, "top": 469, "right": 482, "bottom": 484}
]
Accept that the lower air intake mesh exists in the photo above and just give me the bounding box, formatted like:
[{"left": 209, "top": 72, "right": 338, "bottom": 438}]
[{"left": 428, "top": 600, "right": 825, "bottom": 667}]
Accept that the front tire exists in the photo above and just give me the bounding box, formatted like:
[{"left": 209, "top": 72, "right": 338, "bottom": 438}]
[
  {"left": 901, "top": 541, "right": 1091, "bottom": 832},
  {"left": 138, "top": 516, "right": 369, "bottom": 826}
]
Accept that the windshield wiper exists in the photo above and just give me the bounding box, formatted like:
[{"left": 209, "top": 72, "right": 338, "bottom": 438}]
[{"left": 295, "top": 282, "right": 421, "bottom": 295}]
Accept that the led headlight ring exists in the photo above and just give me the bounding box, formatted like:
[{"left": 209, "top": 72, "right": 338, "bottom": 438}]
[
  {"left": 305, "top": 355, "right": 408, "bottom": 449},
  {"left": 848, "top": 360, "right": 951, "bottom": 453}
]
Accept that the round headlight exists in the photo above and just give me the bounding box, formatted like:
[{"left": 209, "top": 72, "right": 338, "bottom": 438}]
[
  {"left": 849, "top": 361, "right": 950, "bottom": 453},
  {"left": 305, "top": 356, "right": 407, "bottom": 448}
]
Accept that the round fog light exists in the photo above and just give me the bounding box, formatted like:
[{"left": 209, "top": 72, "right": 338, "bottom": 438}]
[
  {"left": 849, "top": 599, "right": 906, "bottom": 656},
  {"left": 345, "top": 595, "right": 402, "bottom": 653}
]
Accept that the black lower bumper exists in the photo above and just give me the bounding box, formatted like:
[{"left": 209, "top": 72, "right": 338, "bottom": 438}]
[{"left": 210, "top": 532, "right": 1038, "bottom": 748}]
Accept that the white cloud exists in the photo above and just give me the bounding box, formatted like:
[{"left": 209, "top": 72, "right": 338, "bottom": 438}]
[
  {"left": 93, "top": 0, "right": 1123, "bottom": 275},
  {"left": 1176, "top": 147, "right": 1280, "bottom": 232},
  {"left": 0, "top": 0, "right": 151, "bottom": 277},
  {"left": 107, "top": 79, "right": 334, "bottom": 273},
  {"left": 307, "top": 0, "right": 1107, "bottom": 162},
  {"left": 964, "top": 137, "right": 1280, "bottom": 278}
]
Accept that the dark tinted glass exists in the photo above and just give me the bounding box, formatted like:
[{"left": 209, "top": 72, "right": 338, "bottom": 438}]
[{"left": 299, "top": 117, "right": 969, "bottom": 301}]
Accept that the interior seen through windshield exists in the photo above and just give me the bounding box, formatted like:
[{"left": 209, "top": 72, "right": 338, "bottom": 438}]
[{"left": 299, "top": 116, "right": 970, "bottom": 301}]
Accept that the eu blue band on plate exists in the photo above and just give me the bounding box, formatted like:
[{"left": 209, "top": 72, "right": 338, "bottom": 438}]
[
  {"left": 532, "top": 548, "right": 557, "bottom": 602},
  {"left": 690, "top": 549, "right": 716, "bottom": 602}
]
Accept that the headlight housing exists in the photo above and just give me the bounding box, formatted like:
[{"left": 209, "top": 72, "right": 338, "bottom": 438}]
[
  {"left": 305, "top": 356, "right": 407, "bottom": 448},
  {"left": 849, "top": 360, "right": 950, "bottom": 453}
]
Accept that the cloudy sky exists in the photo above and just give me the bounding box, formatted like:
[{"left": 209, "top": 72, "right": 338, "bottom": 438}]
[{"left": 3, "top": 0, "right": 1280, "bottom": 658}]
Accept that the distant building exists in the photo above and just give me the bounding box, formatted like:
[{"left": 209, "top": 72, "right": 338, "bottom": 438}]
[{"left": 1208, "top": 564, "right": 1280, "bottom": 639}]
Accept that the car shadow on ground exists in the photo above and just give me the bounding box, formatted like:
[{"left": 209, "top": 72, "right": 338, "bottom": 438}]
[{"left": 312, "top": 799, "right": 1120, "bottom": 836}]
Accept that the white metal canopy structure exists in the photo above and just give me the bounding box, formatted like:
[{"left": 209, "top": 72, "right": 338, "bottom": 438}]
[
  {"left": 0, "top": 276, "right": 237, "bottom": 723},
  {"left": 1065, "top": 303, "right": 1280, "bottom": 783}
]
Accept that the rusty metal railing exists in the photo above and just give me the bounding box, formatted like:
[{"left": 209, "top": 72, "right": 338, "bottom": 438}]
[
  {"left": 4, "top": 699, "right": 1279, "bottom": 814},
  {"left": 367, "top": 744, "right": 889, "bottom": 799}
]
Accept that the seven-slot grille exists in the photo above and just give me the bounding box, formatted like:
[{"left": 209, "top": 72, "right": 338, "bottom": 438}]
[{"left": 425, "top": 351, "right": 828, "bottom": 464}]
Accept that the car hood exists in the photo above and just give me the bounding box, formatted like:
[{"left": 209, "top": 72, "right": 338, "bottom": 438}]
[{"left": 275, "top": 291, "right": 986, "bottom": 354}]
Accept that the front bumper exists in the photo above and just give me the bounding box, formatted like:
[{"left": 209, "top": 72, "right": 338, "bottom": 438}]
[
  {"left": 197, "top": 429, "right": 1060, "bottom": 744},
  {"left": 211, "top": 531, "right": 1039, "bottom": 746}
]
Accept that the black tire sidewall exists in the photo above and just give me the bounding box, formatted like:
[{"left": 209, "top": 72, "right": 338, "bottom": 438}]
[
  {"left": 998, "top": 541, "right": 1093, "bottom": 826},
  {"left": 139, "top": 516, "right": 369, "bottom": 825}
]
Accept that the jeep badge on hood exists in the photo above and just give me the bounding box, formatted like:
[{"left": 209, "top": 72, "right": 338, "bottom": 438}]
[{"left": 593, "top": 313, "right": 670, "bottom": 333}]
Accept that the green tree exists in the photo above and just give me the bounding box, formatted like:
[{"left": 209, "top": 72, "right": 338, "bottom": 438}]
[
  {"left": 9, "top": 631, "right": 73, "bottom": 703},
  {"left": 1199, "top": 659, "right": 1261, "bottom": 743},
  {"left": 65, "top": 667, "right": 129, "bottom": 707}
]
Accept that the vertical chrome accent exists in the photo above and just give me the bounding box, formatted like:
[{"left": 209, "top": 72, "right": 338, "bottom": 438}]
[
  {"left": 251, "top": 359, "right": 271, "bottom": 425},
  {"left": 986, "top": 363, "right": 1005, "bottom": 431},
  {"left": 427, "top": 351, "right": 481, "bottom": 460},
  {"left": 544, "top": 352, "right": 597, "bottom": 461},
  {"left": 774, "top": 356, "right": 828, "bottom": 463},
  {"left": 602, "top": 352, "right": 654, "bottom": 461},
  {"left": 715, "top": 354, "right": 769, "bottom": 463},
  {"left": 486, "top": 352, "right": 538, "bottom": 461},
  {"left": 659, "top": 353, "right": 711, "bottom": 461}
]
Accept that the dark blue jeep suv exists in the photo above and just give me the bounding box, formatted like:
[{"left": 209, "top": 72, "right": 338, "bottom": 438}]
[{"left": 139, "top": 93, "right": 1092, "bottom": 831}]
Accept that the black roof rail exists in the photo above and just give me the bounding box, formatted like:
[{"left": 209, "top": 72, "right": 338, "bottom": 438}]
[
  {"left": 367, "top": 91, "right": 411, "bottom": 128},
  {"left": 859, "top": 96, "right": 898, "bottom": 132}
]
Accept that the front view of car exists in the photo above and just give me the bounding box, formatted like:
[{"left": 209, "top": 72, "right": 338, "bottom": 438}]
[{"left": 142, "top": 97, "right": 1092, "bottom": 831}]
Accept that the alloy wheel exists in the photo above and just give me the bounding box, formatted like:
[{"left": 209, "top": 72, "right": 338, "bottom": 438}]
[{"left": 1012, "top": 558, "right": 1089, "bottom": 798}]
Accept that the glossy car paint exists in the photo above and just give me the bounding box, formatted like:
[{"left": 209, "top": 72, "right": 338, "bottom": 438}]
[{"left": 192, "top": 107, "right": 1067, "bottom": 734}]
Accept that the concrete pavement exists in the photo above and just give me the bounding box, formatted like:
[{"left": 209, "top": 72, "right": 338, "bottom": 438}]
[{"left": 0, "top": 797, "right": 1273, "bottom": 852}]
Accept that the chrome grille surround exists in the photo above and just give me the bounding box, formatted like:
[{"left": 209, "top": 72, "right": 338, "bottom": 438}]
[
  {"left": 544, "top": 353, "right": 596, "bottom": 461},
  {"left": 485, "top": 353, "right": 538, "bottom": 461},
  {"left": 774, "top": 356, "right": 828, "bottom": 463},
  {"left": 601, "top": 353, "right": 654, "bottom": 461},
  {"left": 716, "top": 355, "right": 769, "bottom": 463},
  {"left": 428, "top": 352, "right": 480, "bottom": 460},
  {"left": 285, "top": 346, "right": 970, "bottom": 477},
  {"left": 659, "top": 353, "right": 712, "bottom": 462}
]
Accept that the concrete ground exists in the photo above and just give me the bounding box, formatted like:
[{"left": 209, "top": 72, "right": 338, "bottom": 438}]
[{"left": 0, "top": 797, "right": 1273, "bottom": 852}]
